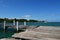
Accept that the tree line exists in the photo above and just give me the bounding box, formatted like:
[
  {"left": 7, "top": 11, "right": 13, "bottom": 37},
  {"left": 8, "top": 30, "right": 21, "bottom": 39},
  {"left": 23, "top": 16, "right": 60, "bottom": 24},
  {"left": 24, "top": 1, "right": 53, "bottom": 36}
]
[{"left": 0, "top": 18, "right": 46, "bottom": 23}]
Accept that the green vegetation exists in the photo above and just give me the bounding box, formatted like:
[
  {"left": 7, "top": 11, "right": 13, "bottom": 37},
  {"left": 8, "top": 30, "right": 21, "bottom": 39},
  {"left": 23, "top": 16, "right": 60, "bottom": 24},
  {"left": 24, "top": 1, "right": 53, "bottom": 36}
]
[
  {"left": 0, "top": 18, "right": 4, "bottom": 22},
  {"left": 28, "top": 19, "right": 38, "bottom": 22},
  {"left": 0, "top": 18, "right": 46, "bottom": 22}
]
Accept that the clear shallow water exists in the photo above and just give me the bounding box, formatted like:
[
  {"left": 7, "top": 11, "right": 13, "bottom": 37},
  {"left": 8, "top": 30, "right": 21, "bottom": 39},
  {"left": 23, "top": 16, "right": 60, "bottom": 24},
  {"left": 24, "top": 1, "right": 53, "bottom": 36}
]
[
  {"left": 0, "top": 22, "right": 60, "bottom": 39},
  {"left": 0, "top": 27, "right": 17, "bottom": 39},
  {"left": 19, "top": 22, "right": 60, "bottom": 27},
  {"left": 5, "top": 22, "right": 60, "bottom": 26}
]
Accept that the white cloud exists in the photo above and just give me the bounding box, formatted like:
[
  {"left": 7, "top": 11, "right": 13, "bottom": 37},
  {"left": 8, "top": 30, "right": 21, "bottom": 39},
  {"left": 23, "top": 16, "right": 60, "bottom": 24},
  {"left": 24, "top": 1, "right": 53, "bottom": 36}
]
[{"left": 22, "top": 15, "right": 32, "bottom": 19}]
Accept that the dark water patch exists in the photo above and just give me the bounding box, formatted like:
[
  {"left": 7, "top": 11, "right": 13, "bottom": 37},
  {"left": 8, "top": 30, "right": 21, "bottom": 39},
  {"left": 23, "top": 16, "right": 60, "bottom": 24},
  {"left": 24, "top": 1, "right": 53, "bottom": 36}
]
[{"left": 0, "top": 26, "right": 25, "bottom": 39}]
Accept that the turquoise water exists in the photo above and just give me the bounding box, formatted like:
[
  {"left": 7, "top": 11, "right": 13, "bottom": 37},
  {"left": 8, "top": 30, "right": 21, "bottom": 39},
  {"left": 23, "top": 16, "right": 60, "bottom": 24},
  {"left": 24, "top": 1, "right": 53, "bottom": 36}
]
[
  {"left": 0, "top": 22, "right": 60, "bottom": 39},
  {"left": 0, "top": 27, "right": 17, "bottom": 39},
  {"left": 19, "top": 22, "right": 60, "bottom": 26},
  {"left": 6, "top": 22, "right": 60, "bottom": 26}
]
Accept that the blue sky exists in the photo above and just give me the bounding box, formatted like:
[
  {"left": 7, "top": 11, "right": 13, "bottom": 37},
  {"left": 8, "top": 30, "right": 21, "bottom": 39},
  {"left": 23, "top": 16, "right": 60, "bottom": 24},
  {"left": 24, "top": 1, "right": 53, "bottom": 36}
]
[{"left": 0, "top": 0, "right": 60, "bottom": 22}]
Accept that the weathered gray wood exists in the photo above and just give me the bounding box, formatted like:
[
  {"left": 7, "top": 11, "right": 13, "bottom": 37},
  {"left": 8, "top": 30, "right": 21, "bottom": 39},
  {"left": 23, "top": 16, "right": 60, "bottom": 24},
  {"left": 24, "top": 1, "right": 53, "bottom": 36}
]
[{"left": 12, "top": 26, "right": 60, "bottom": 40}]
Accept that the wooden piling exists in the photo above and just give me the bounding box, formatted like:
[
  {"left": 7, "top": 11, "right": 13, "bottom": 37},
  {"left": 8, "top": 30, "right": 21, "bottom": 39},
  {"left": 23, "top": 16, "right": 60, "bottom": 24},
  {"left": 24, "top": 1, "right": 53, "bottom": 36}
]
[
  {"left": 4, "top": 21, "right": 6, "bottom": 32},
  {"left": 16, "top": 21, "right": 18, "bottom": 32},
  {"left": 13, "top": 20, "right": 15, "bottom": 25},
  {"left": 24, "top": 21, "right": 26, "bottom": 26}
]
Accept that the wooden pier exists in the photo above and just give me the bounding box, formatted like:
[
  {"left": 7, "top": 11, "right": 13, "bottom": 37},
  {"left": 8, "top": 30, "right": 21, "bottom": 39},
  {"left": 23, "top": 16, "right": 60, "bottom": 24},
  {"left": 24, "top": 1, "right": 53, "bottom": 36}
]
[{"left": 0, "top": 20, "right": 27, "bottom": 32}]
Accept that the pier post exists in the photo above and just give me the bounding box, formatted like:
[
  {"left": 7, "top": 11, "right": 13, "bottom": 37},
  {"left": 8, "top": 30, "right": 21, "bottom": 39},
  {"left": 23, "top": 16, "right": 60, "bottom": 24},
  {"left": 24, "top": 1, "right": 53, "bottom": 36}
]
[
  {"left": 16, "top": 21, "right": 18, "bottom": 32},
  {"left": 24, "top": 21, "right": 26, "bottom": 26},
  {"left": 13, "top": 20, "right": 15, "bottom": 25},
  {"left": 4, "top": 21, "right": 6, "bottom": 32}
]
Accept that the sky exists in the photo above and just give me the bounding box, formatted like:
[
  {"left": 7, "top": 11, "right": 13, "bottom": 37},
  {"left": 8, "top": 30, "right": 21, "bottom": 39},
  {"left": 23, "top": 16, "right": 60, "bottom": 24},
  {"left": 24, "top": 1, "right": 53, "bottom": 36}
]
[{"left": 0, "top": 0, "right": 60, "bottom": 22}]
